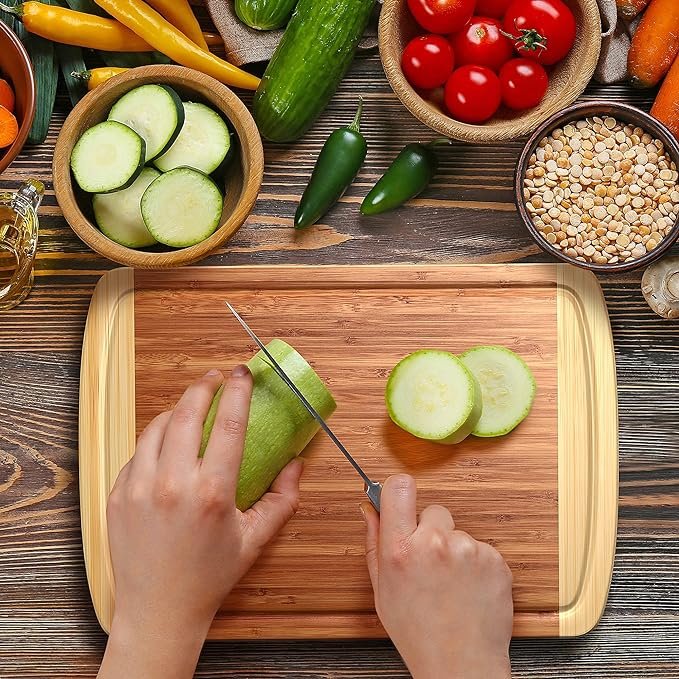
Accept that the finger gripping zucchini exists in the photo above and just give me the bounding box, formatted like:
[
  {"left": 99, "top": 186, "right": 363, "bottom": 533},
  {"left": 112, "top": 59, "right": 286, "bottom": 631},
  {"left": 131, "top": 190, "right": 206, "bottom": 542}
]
[
  {"left": 235, "top": 0, "right": 297, "bottom": 30},
  {"left": 253, "top": 0, "right": 375, "bottom": 142}
]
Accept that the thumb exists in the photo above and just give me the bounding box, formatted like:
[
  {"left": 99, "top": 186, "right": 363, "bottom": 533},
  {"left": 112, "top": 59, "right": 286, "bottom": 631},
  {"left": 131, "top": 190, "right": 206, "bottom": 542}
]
[
  {"left": 361, "top": 502, "right": 380, "bottom": 596},
  {"left": 241, "top": 458, "right": 304, "bottom": 556}
]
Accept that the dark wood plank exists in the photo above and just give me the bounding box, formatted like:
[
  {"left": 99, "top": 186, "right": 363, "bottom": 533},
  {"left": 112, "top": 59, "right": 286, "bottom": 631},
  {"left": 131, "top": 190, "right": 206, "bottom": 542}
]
[{"left": 0, "top": 15, "right": 678, "bottom": 678}]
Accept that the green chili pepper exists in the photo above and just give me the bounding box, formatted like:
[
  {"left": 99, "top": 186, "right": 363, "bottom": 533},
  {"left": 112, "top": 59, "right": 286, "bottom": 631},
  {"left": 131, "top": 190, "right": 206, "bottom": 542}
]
[
  {"left": 360, "top": 139, "right": 450, "bottom": 216},
  {"left": 294, "top": 98, "right": 367, "bottom": 229}
]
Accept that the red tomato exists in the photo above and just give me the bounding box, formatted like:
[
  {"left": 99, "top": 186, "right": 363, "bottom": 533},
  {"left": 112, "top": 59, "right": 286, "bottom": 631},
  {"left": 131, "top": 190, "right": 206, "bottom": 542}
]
[
  {"left": 444, "top": 65, "right": 502, "bottom": 123},
  {"left": 499, "top": 58, "right": 549, "bottom": 109},
  {"left": 408, "top": 0, "right": 476, "bottom": 34},
  {"left": 451, "top": 17, "right": 513, "bottom": 72},
  {"left": 402, "top": 34, "right": 455, "bottom": 89},
  {"left": 502, "top": 0, "right": 576, "bottom": 65},
  {"left": 475, "top": 0, "right": 515, "bottom": 18}
]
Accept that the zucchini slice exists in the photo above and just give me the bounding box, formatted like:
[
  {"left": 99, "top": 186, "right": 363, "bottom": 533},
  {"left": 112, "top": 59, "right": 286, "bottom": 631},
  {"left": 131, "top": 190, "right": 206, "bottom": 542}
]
[
  {"left": 70, "top": 121, "right": 145, "bottom": 194},
  {"left": 93, "top": 167, "right": 159, "bottom": 248},
  {"left": 386, "top": 350, "right": 482, "bottom": 445},
  {"left": 108, "top": 84, "right": 184, "bottom": 162},
  {"left": 141, "top": 167, "right": 223, "bottom": 248},
  {"left": 460, "top": 346, "right": 536, "bottom": 437},
  {"left": 154, "top": 102, "right": 231, "bottom": 175}
]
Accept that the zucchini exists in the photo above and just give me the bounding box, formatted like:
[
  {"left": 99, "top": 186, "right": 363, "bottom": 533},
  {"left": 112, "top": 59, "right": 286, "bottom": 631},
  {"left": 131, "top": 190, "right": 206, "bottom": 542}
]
[
  {"left": 70, "top": 121, "right": 146, "bottom": 194},
  {"left": 108, "top": 84, "right": 184, "bottom": 162},
  {"left": 252, "top": 0, "right": 375, "bottom": 142},
  {"left": 200, "top": 339, "right": 337, "bottom": 510},
  {"left": 141, "top": 167, "right": 223, "bottom": 247},
  {"left": 235, "top": 0, "right": 298, "bottom": 30},
  {"left": 386, "top": 350, "right": 482, "bottom": 445},
  {"left": 459, "top": 346, "right": 536, "bottom": 437}
]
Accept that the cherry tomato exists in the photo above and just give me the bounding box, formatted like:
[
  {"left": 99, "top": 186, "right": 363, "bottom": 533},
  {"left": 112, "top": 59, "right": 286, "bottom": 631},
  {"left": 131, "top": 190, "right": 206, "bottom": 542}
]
[
  {"left": 402, "top": 34, "right": 455, "bottom": 89},
  {"left": 408, "top": 0, "right": 476, "bottom": 34},
  {"left": 444, "top": 65, "right": 502, "bottom": 123},
  {"left": 502, "top": 0, "right": 576, "bottom": 65},
  {"left": 451, "top": 16, "right": 513, "bottom": 72},
  {"left": 499, "top": 58, "right": 549, "bottom": 110},
  {"left": 475, "top": 0, "right": 515, "bottom": 18}
]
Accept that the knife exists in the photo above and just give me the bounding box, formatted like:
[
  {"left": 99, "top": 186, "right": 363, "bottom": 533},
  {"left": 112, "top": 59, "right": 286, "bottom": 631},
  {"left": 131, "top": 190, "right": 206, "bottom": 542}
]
[{"left": 225, "top": 301, "right": 382, "bottom": 512}]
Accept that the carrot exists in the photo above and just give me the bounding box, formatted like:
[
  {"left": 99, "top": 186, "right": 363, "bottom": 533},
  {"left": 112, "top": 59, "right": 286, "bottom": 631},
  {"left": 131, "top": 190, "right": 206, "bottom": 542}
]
[
  {"left": 616, "top": 0, "right": 650, "bottom": 20},
  {"left": 0, "top": 79, "right": 14, "bottom": 113},
  {"left": 0, "top": 105, "right": 19, "bottom": 148},
  {"left": 651, "top": 55, "right": 679, "bottom": 139},
  {"left": 628, "top": 0, "right": 679, "bottom": 88}
]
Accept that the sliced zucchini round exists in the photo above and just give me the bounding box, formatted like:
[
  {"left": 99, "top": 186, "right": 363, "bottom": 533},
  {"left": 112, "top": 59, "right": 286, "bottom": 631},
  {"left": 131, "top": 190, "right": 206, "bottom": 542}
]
[
  {"left": 93, "top": 167, "right": 160, "bottom": 248},
  {"left": 70, "top": 121, "right": 145, "bottom": 194},
  {"left": 108, "top": 84, "right": 184, "bottom": 162},
  {"left": 386, "top": 350, "right": 482, "bottom": 445},
  {"left": 141, "top": 167, "right": 223, "bottom": 248},
  {"left": 459, "top": 346, "right": 536, "bottom": 437},
  {"left": 154, "top": 101, "right": 231, "bottom": 175}
]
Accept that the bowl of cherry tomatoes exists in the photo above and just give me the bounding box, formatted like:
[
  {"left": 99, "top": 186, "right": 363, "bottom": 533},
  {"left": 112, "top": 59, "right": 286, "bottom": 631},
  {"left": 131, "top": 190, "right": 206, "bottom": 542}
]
[{"left": 379, "top": 0, "right": 602, "bottom": 143}]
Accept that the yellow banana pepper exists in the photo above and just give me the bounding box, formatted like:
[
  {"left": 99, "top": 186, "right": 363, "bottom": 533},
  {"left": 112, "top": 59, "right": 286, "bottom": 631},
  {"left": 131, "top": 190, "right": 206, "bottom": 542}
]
[
  {"left": 73, "top": 67, "right": 129, "bottom": 91},
  {"left": 0, "top": 2, "right": 155, "bottom": 51},
  {"left": 144, "top": 0, "right": 208, "bottom": 51},
  {"left": 93, "top": 0, "right": 260, "bottom": 90}
]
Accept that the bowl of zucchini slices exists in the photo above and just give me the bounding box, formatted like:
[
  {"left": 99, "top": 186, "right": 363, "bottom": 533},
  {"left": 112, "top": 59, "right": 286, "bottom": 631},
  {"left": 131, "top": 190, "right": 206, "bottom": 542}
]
[{"left": 53, "top": 65, "right": 264, "bottom": 268}]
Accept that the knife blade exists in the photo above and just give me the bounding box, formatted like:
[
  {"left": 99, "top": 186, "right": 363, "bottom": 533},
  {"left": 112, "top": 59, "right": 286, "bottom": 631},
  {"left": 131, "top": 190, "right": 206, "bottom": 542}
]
[{"left": 225, "top": 301, "right": 382, "bottom": 512}]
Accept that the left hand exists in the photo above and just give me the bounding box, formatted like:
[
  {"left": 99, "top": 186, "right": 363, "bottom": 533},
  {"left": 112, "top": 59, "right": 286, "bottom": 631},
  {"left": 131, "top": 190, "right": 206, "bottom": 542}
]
[{"left": 99, "top": 366, "right": 303, "bottom": 679}]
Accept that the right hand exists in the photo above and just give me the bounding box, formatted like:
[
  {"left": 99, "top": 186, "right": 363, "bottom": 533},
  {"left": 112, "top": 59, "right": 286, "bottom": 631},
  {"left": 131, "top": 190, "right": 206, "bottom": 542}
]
[{"left": 361, "top": 474, "right": 513, "bottom": 679}]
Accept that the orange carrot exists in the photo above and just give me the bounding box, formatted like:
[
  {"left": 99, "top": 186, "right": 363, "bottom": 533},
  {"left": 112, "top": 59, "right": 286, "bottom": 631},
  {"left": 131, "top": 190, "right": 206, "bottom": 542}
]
[
  {"left": 651, "top": 55, "right": 679, "bottom": 138},
  {"left": 628, "top": 0, "right": 679, "bottom": 88},
  {"left": 616, "top": 0, "right": 650, "bottom": 20},
  {"left": 0, "top": 78, "right": 14, "bottom": 113},
  {"left": 0, "top": 105, "right": 19, "bottom": 148}
]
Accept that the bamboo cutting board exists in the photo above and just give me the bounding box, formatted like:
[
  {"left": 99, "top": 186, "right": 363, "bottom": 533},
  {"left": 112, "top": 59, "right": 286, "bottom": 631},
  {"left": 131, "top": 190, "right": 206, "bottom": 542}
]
[{"left": 79, "top": 264, "right": 618, "bottom": 639}]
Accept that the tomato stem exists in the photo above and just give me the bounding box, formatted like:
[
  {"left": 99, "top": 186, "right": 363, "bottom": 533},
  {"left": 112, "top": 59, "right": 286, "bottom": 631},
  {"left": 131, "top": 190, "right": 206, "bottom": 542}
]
[{"left": 500, "top": 21, "right": 548, "bottom": 54}]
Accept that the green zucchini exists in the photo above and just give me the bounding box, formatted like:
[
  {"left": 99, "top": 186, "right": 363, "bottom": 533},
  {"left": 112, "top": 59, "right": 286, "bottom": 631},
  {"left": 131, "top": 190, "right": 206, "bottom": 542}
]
[
  {"left": 235, "top": 0, "right": 298, "bottom": 30},
  {"left": 253, "top": 0, "right": 375, "bottom": 142}
]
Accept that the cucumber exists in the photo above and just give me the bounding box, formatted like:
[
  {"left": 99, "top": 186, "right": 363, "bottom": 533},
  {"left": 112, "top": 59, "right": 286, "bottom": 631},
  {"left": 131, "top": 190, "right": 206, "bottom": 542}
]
[
  {"left": 386, "top": 350, "right": 482, "bottom": 445},
  {"left": 93, "top": 167, "right": 159, "bottom": 248},
  {"left": 252, "top": 0, "right": 375, "bottom": 142},
  {"left": 141, "top": 167, "right": 223, "bottom": 247},
  {"left": 108, "top": 84, "right": 184, "bottom": 162},
  {"left": 459, "top": 346, "right": 536, "bottom": 437},
  {"left": 235, "top": 0, "right": 298, "bottom": 30},
  {"left": 154, "top": 102, "right": 231, "bottom": 175},
  {"left": 200, "top": 339, "right": 337, "bottom": 510},
  {"left": 70, "top": 121, "right": 146, "bottom": 194}
]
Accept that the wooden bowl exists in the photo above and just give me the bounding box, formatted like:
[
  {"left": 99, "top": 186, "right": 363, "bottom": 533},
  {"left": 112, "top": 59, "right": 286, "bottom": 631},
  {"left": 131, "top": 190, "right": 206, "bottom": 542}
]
[
  {"left": 378, "top": 0, "right": 602, "bottom": 143},
  {"left": 515, "top": 101, "right": 679, "bottom": 273},
  {"left": 0, "top": 21, "right": 35, "bottom": 175},
  {"left": 53, "top": 65, "right": 263, "bottom": 268}
]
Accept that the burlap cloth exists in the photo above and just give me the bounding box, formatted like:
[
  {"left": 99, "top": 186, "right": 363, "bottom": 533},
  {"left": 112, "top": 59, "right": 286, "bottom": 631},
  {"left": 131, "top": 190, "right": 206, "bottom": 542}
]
[{"left": 206, "top": 0, "right": 635, "bottom": 83}]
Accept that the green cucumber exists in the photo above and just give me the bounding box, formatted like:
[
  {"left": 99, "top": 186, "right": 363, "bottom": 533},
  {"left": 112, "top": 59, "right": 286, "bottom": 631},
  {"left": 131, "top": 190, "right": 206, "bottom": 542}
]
[
  {"left": 252, "top": 0, "right": 375, "bottom": 142},
  {"left": 200, "top": 339, "right": 337, "bottom": 510},
  {"left": 386, "top": 350, "right": 482, "bottom": 445},
  {"left": 235, "top": 0, "right": 298, "bottom": 30},
  {"left": 460, "top": 346, "right": 536, "bottom": 437}
]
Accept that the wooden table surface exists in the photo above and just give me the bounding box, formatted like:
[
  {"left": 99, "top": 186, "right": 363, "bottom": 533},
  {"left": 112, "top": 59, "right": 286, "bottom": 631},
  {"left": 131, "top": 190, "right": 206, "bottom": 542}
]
[{"left": 1, "top": 8, "right": 678, "bottom": 676}]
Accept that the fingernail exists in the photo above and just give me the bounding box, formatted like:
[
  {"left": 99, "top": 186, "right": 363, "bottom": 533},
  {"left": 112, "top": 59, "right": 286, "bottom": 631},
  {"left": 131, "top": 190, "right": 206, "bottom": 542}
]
[
  {"left": 205, "top": 368, "right": 222, "bottom": 377},
  {"left": 232, "top": 364, "right": 250, "bottom": 378}
]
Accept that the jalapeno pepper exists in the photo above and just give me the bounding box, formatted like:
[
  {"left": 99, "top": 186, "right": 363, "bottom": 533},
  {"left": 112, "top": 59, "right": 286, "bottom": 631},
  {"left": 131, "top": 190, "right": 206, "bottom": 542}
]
[
  {"left": 360, "top": 139, "right": 450, "bottom": 216},
  {"left": 295, "top": 98, "right": 367, "bottom": 229}
]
